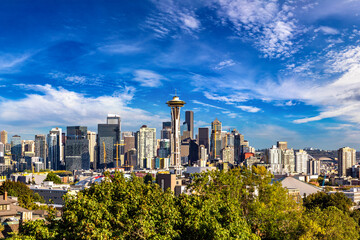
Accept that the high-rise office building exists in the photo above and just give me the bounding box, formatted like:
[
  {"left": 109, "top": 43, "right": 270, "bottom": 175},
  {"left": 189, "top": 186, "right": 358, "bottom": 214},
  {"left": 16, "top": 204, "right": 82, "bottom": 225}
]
[
  {"left": 295, "top": 149, "right": 308, "bottom": 174},
  {"left": 97, "top": 114, "right": 121, "bottom": 169},
  {"left": 282, "top": 148, "right": 295, "bottom": 173},
  {"left": 35, "top": 134, "right": 47, "bottom": 165},
  {"left": 210, "top": 119, "right": 222, "bottom": 159},
  {"left": 233, "top": 130, "right": 244, "bottom": 163},
  {"left": 266, "top": 145, "right": 282, "bottom": 174},
  {"left": 11, "top": 135, "right": 22, "bottom": 161},
  {"left": 221, "top": 146, "right": 234, "bottom": 164},
  {"left": 277, "top": 141, "right": 288, "bottom": 150},
  {"left": 136, "top": 125, "right": 156, "bottom": 169},
  {"left": 167, "top": 96, "right": 186, "bottom": 174},
  {"left": 338, "top": 147, "right": 356, "bottom": 177},
  {"left": 87, "top": 131, "right": 97, "bottom": 168},
  {"left": 1, "top": 130, "right": 8, "bottom": 145},
  {"left": 188, "top": 139, "right": 199, "bottom": 166},
  {"left": 22, "top": 140, "right": 35, "bottom": 157},
  {"left": 65, "top": 126, "right": 90, "bottom": 171},
  {"left": 308, "top": 159, "right": 320, "bottom": 175},
  {"left": 47, "top": 128, "right": 63, "bottom": 170},
  {"left": 183, "top": 111, "right": 194, "bottom": 139},
  {"left": 198, "top": 128, "right": 209, "bottom": 154},
  {"left": 0, "top": 142, "right": 4, "bottom": 157},
  {"left": 158, "top": 139, "right": 170, "bottom": 158}
]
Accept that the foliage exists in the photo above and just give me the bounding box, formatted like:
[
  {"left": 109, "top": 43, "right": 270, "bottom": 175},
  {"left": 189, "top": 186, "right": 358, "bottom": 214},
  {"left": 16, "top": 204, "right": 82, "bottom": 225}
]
[
  {"left": 303, "top": 191, "right": 353, "bottom": 213},
  {"left": 143, "top": 173, "right": 153, "bottom": 184},
  {"left": 12, "top": 167, "right": 360, "bottom": 239},
  {"left": 0, "top": 180, "right": 45, "bottom": 209},
  {"left": 44, "top": 172, "right": 62, "bottom": 184}
]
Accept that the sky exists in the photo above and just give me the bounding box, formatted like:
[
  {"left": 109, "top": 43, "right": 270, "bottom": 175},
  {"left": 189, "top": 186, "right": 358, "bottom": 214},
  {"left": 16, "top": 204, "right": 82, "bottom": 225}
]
[{"left": 1, "top": 0, "right": 360, "bottom": 150}]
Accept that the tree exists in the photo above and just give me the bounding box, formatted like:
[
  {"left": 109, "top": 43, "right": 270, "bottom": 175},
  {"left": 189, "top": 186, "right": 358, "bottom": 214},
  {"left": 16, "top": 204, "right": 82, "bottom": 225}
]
[
  {"left": 143, "top": 173, "right": 153, "bottom": 184},
  {"left": 44, "top": 172, "right": 62, "bottom": 184},
  {"left": 303, "top": 191, "right": 353, "bottom": 213},
  {"left": 0, "top": 180, "right": 45, "bottom": 209}
]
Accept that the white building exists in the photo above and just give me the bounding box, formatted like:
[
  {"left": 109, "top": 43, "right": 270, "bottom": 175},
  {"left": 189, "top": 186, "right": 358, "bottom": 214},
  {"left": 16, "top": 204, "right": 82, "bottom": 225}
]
[
  {"left": 266, "top": 145, "right": 282, "bottom": 174},
  {"left": 136, "top": 126, "right": 156, "bottom": 169},
  {"left": 282, "top": 149, "right": 295, "bottom": 173},
  {"left": 295, "top": 149, "right": 308, "bottom": 174},
  {"left": 47, "top": 128, "right": 63, "bottom": 170}
]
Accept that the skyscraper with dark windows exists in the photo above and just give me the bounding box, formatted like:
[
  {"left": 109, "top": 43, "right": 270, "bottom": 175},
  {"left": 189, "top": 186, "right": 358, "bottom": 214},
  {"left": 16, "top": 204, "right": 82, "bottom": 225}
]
[
  {"left": 161, "top": 122, "right": 171, "bottom": 140},
  {"left": 97, "top": 114, "right": 121, "bottom": 169},
  {"left": 183, "top": 111, "right": 194, "bottom": 139},
  {"left": 35, "top": 135, "right": 47, "bottom": 164},
  {"left": 47, "top": 128, "right": 63, "bottom": 170},
  {"left": 65, "top": 126, "right": 90, "bottom": 171},
  {"left": 11, "top": 135, "right": 22, "bottom": 161},
  {"left": 198, "top": 127, "right": 209, "bottom": 154}
]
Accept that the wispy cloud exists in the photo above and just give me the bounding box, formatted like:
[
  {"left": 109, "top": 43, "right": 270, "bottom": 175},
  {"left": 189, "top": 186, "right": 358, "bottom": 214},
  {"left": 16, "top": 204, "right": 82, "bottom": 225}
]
[
  {"left": 49, "top": 72, "right": 102, "bottom": 86},
  {"left": 0, "top": 54, "right": 30, "bottom": 73},
  {"left": 315, "top": 26, "right": 339, "bottom": 35},
  {"left": 236, "top": 105, "right": 261, "bottom": 113},
  {"left": 98, "top": 43, "right": 142, "bottom": 54},
  {"left": 204, "top": 92, "right": 248, "bottom": 104},
  {"left": 192, "top": 100, "right": 227, "bottom": 110},
  {"left": 133, "top": 69, "right": 167, "bottom": 87},
  {"left": 214, "top": 59, "right": 235, "bottom": 70}
]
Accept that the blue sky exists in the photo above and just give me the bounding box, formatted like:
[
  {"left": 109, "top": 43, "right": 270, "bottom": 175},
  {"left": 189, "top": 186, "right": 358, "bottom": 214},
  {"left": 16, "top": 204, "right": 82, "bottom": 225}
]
[{"left": 1, "top": 0, "right": 360, "bottom": 149}]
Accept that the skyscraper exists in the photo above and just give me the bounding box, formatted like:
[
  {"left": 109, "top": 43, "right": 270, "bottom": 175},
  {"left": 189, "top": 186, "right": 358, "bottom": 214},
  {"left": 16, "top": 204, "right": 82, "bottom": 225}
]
[
  {"left": 277, "top": 141, "right": 288, "bottom": 150},
  {"left": 233, "top": 130, "right": 244, "bottom": 163},
  {"left": 47, "top": 128, "right": 63, "bottom": 170},
  {"left": 161, "top": 122, "right": 171, "bottom": 140},
  {"left": 266, "top": 145, "right": 282, "bottom": 174},
  {"left": 65, "top": 126, "right": 90, "bottom": 171},
  {"left": 282, "top": 148, "right": 295, "bottom": 173},
  {"left": 167, "top": 95, "right": 186, "bottom": 174},
  {"left": 1, "top": 130, "right": 8, "bottom": 144},
  {"left": 97, "top": 114, "right": 121, "bottom": 169},
  {"left": 210, "top": 119, "right": 222, "bottom": 159},
  {"left": 295, "top": 149, "right": 308, "bottom": 174},
  {"left": 184, "top": 111, "right": 194, "bottom": 139},
  {"left": 87, "top": 131, "right": 97, "bottom": 168},
  {"left": 136, "top": 125, "right": 156, "bottom": 169},
  {"left": 35, "top": 134, "right": 47, "bottom": 165},
  {"left": 198, "top": 127, "right": 209, "bottom": 154},
  {"left": 338, "top": 147, "right": 356, "bottom": 177},
  {"left": 11, "top": 135, "right": 22, "bottom": 161}
]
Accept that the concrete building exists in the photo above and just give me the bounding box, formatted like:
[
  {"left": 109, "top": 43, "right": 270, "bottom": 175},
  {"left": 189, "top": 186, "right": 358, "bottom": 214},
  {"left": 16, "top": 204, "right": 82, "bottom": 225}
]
[
  {"left": 1, "top": 131, "right": 8, "bottom": 145},
  {"left": 282, "top": 149, "right": 295, "bottom": 173},
  {"left": 266, "top": 145, "right": 282, "bottom": 174},
  {"left": 136, "top": 126, "right": 156, "bottom": 169},
  {"left": 87, "top": 131, "right": 96, "bottom": 167},
  {"left": 35, "top": 135, "right": 47, "bottom": 166},
  {"left": 221, "top": 146, "right": 234, "bottom": 164},
  {"left": 295, "top": 149, "right": 308, "bottom": 174},
  {"left": 277, "top": 141, "right": 288, "bottom": 150},
  {"left": 338, "top": 147, "right": 356, "bottom": 177}
]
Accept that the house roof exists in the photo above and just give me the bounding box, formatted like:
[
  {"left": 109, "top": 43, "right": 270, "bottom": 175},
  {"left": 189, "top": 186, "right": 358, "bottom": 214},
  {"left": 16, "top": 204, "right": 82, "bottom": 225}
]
[{"left": 279, "top": 176, "right": 322, "bottom": 197}]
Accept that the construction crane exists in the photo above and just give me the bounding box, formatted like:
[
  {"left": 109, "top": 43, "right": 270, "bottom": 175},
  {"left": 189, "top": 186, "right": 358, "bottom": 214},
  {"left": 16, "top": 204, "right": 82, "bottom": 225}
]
[
  {"left": 103, "top": 142, "right": 107, "bottom": 169},
  {"left": 114, "top": 142, "right": 125, "bottom": 169}
]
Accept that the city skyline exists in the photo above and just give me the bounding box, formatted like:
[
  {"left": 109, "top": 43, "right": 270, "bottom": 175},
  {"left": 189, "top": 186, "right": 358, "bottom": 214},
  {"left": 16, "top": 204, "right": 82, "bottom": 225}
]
[{"left": 1, "top": 1, "right": 360, "bottom": 149}]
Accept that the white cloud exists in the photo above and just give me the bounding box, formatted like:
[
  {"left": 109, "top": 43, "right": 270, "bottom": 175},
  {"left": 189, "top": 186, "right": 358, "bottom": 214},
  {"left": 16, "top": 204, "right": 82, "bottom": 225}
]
[
  {"left": 213, "top": 0, "right": 302, "bottom": 58},
  {"left": 236, "top": 105, "right": 261, "bottom": 113},
  {"left": 49, "top": 72, "right": 102, "bottom": 86},
  {"left": 315, "top": 26, "right": 339, "bottom": 35},
  {"left": 98, "top": 43, "right": 141, "bottom": 54},
  {"left": 0, "top": 54, "right": 30, "bottom": 73},
  {"left": 192, "top": 100, "right": 227, "bottom": 110},
  {"left": 204, "top": 92, "right": 248, "bottom": 104},
  {"left": 214, "top": 59, "right": 236, "bottom": 70},
  {"left": 0, "top": 84, "right": 164, "bottom": 129},
  {"left": 180, "top": 14, "right": 200, "bottom": 30},
  {"left": 133, "top": 69, "right": 167, "bottom": 87}
]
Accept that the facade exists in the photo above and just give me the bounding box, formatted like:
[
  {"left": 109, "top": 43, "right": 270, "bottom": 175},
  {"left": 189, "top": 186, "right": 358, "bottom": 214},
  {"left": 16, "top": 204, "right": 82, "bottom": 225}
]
[
  {"left": 221, "top": 146, "right": 234, "bottom": 164},
  {"left": 11, "top": 135, "right": 22, "bottom": 161},
  {"left": 97, "top": 114, "right": 121, "bottom": 169},
  {"left": 35, "top": 135, "right": 47, "bottom": 165},
  {"left": 295, "top": 149, "right": 308, "bottom": 174},
  {"left": 158, "top": 139, "right": 170, "bottom": 158},
  {"left": 87, "top": 131, "right": 97, "bottom": 167},
  {"left": 210, "top": 119, "right": 222, "bottom": 159},
  {"left": 167, "top": 96, "right": 186, "bottom": 174},
  {"left": 282, "top": 149, "right": 295, "bottom": 173},
  {"left": 233, "top": 130, "right": 244, "bottom": 163},
  {"left": 47, "top": 128, "right": 63, "bottom": 170},
  {"left": 308, "top": 159, "right": 321, "bottom": 175},
  {"left": 198, "top": 128, "right": 209, "bottom": 154},
  {"left": 21, "top": 140, "right": 35, "bottom": 157},
  {"left": 338, "top": 147, "right": 356, "bottom": 177},
  {"left": 266, "top": 145, "right": 282, "bottom": 174},
  {"left": 65, "top": 126, "right": 90, "bottom": 171},
  {"left": 1, "top": 130, "right": 7, "bottom": 145},
  {"left": 277, "top": 141, "right": 288, "bottom": 150},
  {"left": 184, "top": 111, "right": 194, "bottom": 139},
  {"left": 136, "top": 126, "right": 156, "bottom": 169}
]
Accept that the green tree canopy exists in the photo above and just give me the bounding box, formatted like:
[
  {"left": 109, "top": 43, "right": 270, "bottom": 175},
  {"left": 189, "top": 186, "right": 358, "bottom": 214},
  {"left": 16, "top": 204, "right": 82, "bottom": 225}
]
[
  {"left": 0, "top": 180, "right": 44, "bottom": 209},
  {"left": 303, "top": 191, "right": 353, "bottom": 213},
  {"left": 44, "top": 172, "right": 62, "bottom": 184}
]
